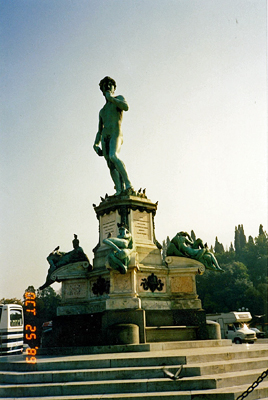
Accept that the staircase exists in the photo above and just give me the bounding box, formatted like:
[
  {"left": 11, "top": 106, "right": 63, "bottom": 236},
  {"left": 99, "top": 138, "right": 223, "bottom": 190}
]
[{"left": 0, "top": 340, "right": 268, "bottom": 399}]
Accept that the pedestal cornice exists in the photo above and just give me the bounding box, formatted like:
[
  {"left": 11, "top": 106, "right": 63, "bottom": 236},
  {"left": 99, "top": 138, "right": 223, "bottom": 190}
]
[{"left": 94, "top": 195, "right": 158, "bottom": 219}]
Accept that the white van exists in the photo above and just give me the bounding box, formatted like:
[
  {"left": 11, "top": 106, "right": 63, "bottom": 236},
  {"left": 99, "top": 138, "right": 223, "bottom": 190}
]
[
  {"left": 206, "top": 312, "right": 257, "bottom": 344},
  {"left": 0, "top": 304, "right": 24, "bottom": 355}
]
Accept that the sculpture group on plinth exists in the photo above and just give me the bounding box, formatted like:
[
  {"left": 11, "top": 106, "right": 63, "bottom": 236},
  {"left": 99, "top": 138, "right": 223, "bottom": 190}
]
[
  {"left": 39, "top": 235, "right": 91, "bottom": 290},
  {"left": 167, "top": 231, "right": 224, "bottom": 272}
]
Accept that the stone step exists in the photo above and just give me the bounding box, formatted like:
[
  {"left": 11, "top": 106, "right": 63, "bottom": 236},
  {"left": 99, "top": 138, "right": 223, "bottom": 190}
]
[
  {"left": 0, "top": 354, "right": 186, "bottom": 372},
  {"left": 192, "top": 356, "right": 268, "bottom": 376},
  {"left": 37, "top": 339, "right": 231, "bottom": 357},
  {"left": 1, "top": 345, "right": 267, "bottom": 372},
  {"left": 0, "top": 380, "right": 267, "bottom": 400},
  {"left": 1, "top": 357, "right": 267, "bottom": 384},
  {"left": 1, "top": 343, "right": 267, "bottom": 399},
  {"left": 0, "top": 369, "right": 265, "bottom": 397},
  {"left": 185, "top": 346, "right": 268, "bottom": 364}
]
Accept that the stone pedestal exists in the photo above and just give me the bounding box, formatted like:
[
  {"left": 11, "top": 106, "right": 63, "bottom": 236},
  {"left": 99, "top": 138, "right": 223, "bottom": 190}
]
[
  {"left": 137, "top": 261, "right": 203, "bottom": 311},
  {"left": 106, "top": 264, "right": 141, "bottom": 310},
  {"left": 51, "top": 261, "right": 92, "bottom": 316},
  {"left": 51, "top": 194, "right": 208, "bottom": 347},
  {"left": 93, "top": 194, "right": 162, "bottom": 271},
  {"left": 90, "top": 194, "right": 164, "bottom": 317}
]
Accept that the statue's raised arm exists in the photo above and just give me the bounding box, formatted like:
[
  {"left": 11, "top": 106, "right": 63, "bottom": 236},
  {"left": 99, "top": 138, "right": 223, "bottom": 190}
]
[{"left": 104, "top": 92, "right": 129, "bottom": 111}]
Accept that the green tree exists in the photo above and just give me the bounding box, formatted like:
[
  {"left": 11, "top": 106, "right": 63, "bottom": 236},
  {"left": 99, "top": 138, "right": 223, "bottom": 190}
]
[
  {"left": 196, "top": 262, "right": 252, "bottom": 313},
  {"left": 238, "top": 225, "right": 268, "bottom": 287},
  {"left": 36, "top": 286, "right": 61, "bottom": 322},
  {"left": 23, "top": 285, "right": 61, "bottom": 347},
  {"left": 244, "top": 283, "right": 268, "bottom": 319},
  {"left": 0, "top": 298, "right": 23, "bottom": 306},
  {"left": 214, "top": 247, "right": 236, "bottom": 266},
  {"left": 259, "top": 224, "right": 265, "bottom": 236},
  {"left": 214, "top": 237, "right": 224, "bottom": 254},
  {"left": 248, "top": 235, "right": 254, "bottom": 244},
  {"left": 234, "top": 224, "right": 247, "bottom": 254}
]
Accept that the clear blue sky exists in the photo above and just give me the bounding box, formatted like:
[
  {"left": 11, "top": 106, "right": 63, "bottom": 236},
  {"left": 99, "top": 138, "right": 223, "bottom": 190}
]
[{"left": 1, "top": 0, "right": 267, "bottom": 300}]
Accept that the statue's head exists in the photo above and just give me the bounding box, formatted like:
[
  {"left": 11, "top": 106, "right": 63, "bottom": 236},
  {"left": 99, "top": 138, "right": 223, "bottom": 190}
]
[
  {"left": 117, "top": 223, "right": 133, "bottom": 248},
  {"left": 117, "top": 222, "right": 131, "bottom": 237},
  {"left": 99, "top": 76, "right": 116, "bottom": 94}
]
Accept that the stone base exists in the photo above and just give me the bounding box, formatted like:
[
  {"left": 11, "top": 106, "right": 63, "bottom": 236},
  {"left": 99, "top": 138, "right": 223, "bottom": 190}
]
[
  {"left": 46, "top": 306, "right": 208, "bottom": 348},
  {"left": 54, "top": 255, "right": 208, "bottom": 346},
  {"left": 51, "top": 313, "right": 103, "bottom": 347},
  {"left": 145, "top": 308, "right": 208, "bottom": 340},
  {"left": 48, "top": 308, "right": 146, "bottom": 348},
  {"left": 146, "top": 326, "right": 197, "bottom": 342}
]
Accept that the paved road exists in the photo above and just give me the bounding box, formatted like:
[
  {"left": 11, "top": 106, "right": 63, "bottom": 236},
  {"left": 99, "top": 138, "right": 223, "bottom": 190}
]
[{"left": 255, "top": 338, "right": 268, "bottom": 344}]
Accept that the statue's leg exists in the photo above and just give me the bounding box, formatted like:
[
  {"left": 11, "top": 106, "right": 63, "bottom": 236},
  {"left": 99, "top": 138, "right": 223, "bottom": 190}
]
[
  {"left": 39, "top": 274, "right": 54, "bottom": 290},
  {"left": 108, "top": 253, "right": 127, "bottom": 274},
  {"left": 202, "top": 256, "right": 214, "bottom": 270},
  {"left": 109, "top": 136, "right": 132, "bottom": 190},
  {"left": 202, "top": 254, "right": 223, "bottom": 272},
  {"left": 46, "top": 257, "right": 57, "bottom": 272},
  {"left": 210, "top": 254, "right": 224, "bottom": 271},
  {"left": 110, "top": 164, "right": 124, "bottom": 194},
  {"left": 102, "top": 136, "right": 123, "bottom": 194},
  {"left": 105, "top": 157, "right": 123, "bottom": 195}
]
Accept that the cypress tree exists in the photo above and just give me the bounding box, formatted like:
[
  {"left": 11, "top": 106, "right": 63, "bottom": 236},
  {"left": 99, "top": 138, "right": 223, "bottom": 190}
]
[
  {"left": 234, "top": 226, "right": 240, "bottom": 253},
  {"left": 259, "top": 224, "right": 265, "bottom": 236},
  {"left": 214, "top": 236, "right": 225, "bottom": 253},
  {"left": 235, "top": 225, "right": 247, "bottom": 254},
  {"left": 239, "top": 224, "right": 247, "bottom": 250}
]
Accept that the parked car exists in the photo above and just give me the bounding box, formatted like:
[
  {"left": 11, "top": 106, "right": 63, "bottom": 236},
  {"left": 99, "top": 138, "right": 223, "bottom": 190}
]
[
  {"left": 40, "top": 321, "right": 53, "bottom": 347},
  {"left": 250, "top": 327, "right": 265, "bottom": 338}
]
